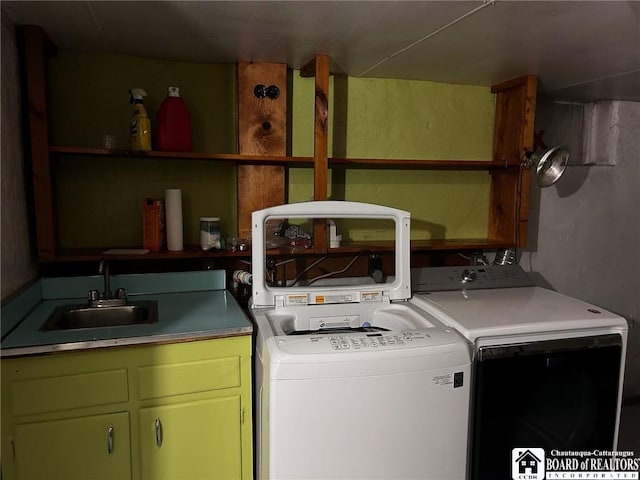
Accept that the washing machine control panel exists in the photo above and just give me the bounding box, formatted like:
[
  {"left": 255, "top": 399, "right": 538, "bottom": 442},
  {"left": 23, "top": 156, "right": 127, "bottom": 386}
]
[
  {"left": 327, "top": 331, "right": 428, "bottom": 350},
  {"left": 272, "top": 329, "right": 460, "bottom": 355}
]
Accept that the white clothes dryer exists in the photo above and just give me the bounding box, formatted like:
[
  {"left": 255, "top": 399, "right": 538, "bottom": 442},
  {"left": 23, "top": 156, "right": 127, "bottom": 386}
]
[
  {"left": 410, "top": 265, "right": 628, "bottom": 480},
  {"left": 250, "top": 202, "right": 472, "bottom": 480}
]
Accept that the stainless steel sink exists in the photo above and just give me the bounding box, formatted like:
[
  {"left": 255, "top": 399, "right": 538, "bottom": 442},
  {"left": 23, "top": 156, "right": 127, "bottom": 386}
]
[{"left": 40, "top": 300, "right": 159, "bottom": 331}]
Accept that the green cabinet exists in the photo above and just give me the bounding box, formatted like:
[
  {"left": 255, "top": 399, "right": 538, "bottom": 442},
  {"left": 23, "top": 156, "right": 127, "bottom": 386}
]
[
  {"left": 1, "top": 335, "right": 253, "bottom": 480},
  {"left": 13, "top": 412, "right": 131, "bottom": 480},
  {"left": 139, "top": 397, "right": 242, "bottom": 480}
]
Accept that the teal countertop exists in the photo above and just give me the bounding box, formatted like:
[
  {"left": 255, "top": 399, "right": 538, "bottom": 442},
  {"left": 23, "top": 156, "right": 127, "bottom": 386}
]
[{"left": 1, "top": 270, "right": 252, "bottom": 357}]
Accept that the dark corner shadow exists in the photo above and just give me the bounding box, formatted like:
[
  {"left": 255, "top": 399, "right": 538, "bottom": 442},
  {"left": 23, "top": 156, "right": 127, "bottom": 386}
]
[{"left": 554, "top": 165, "right": 591, "bottom": 198}]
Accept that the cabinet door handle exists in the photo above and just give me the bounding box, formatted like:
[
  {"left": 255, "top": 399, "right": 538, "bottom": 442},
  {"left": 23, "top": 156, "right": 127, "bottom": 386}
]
[
  {"left": 107, "top": 425, "right": 114, "bottom": 454},
  {"left": 155, "top": 418, "right": 163, "bottom": 448}
]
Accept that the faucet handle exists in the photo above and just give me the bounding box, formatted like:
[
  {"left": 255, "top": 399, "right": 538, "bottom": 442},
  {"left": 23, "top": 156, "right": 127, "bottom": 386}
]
[
  {"left": 89, "top": 289, "right": 100, "bottom": 302},
  {"left": 115, "top": 288, "right": 127, "bottom": 300}
]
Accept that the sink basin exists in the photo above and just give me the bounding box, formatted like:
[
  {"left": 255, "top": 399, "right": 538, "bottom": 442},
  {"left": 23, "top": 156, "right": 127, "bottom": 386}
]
[{"left": 40, "top": 300, "right": 158, "bottom": 331}]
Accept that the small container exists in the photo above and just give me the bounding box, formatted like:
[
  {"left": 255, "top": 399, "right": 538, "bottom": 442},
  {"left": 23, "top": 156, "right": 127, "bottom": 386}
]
[
  {"left": 157, "top": 86, "right": 192, "bottom": 152},
  {"left": 227, "top": 237, "right": 250, "bottom": 252},
  {"left": 200, "top": 217, "right": 221, "bottom": 251},
  {"left": 129, "top": 89, "right": 151, "bottom": 151},
  {"left": 143, "top": 199, "right": 165, "bottom": 252}
]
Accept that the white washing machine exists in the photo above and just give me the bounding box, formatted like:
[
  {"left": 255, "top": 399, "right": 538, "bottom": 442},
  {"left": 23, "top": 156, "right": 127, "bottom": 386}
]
[
  {"left": 410, "top": 265, "right": 628, "bottom": 480},
  {"left": 250, "top": 202, "right": 472, "bottom": 480}
]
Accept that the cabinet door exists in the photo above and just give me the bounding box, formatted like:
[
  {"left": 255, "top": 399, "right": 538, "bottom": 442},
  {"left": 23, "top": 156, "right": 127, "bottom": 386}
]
[
  {"left": 139, "top": 396, "right": 242, "bottom": 480},
  {"left": 12, "top": 412, "right": 131, "bottom": 480}
]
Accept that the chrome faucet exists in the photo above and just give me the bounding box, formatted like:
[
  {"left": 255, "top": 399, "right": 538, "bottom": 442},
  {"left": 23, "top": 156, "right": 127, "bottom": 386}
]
[
  {"left": 89, "top": 260, "right": 126, "bottom": 307},
  {"left": 98, "top": 260, "right": 112, "bottom": 300}
]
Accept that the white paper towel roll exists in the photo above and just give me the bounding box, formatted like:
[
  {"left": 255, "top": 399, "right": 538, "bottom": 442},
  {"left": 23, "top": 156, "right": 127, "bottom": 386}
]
[{"left": 165, "top": 188, "right": 183, "bottom": 251}]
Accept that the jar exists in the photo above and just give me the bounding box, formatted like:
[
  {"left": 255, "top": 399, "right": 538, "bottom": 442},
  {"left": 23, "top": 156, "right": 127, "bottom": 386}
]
[{"left": 200, "top": 217, "right": 221, "bottom": 251}]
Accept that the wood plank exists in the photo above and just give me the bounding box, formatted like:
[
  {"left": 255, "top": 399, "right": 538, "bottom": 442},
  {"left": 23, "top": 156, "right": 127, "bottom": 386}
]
[
  {"left": 491, "top": 75, "right": 534, "bottom": 94},
  {"left": 490, "top": 75, "right": 537, "bottom": 247},
  {"left": 49, "top": 146, "right": 312, "bottom": 164},
  {"left": 22, "top": 26, "right": 57, "bottom": 260},
  {"left": 48, "top": 237, "right": 512, "bottom": 264},
  {"left": 488, "top": 170, "right": 518, "bottom": 244},
  {"left": 514, "top": 76, "right": 536, "bottom": 247},
  {"left": 299, "top": 57, "right": 317, "bottom": 78},
  {"left": 311, "top": 55, "right": 330, "bottom": 251},
  {"left": 517, "top": 167, "right": 532, "bottom": 247},
  {"left": 492, "top": 75, "right": 537, "bottom": 162},
  {"left": 50, "top": 146, "right": 523, "bottom": 170},
  {"left": 236, "top": 62, "right": 287, "bottom": 238},
  {"left": 312, "top": 55, "right": 330, "bottom": 202},
  {"left": 49, "top": 246, "right": 250, "bottom": 263},
  {"left": 329, "top": 157, "right": 520, "bottom": 169}
]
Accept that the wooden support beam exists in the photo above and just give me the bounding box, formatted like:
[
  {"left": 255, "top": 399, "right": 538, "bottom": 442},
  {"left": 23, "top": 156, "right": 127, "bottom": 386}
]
[
  {"left": 308, "top": 55, "right": 330, "bottom": 251},
  {"left": 310, "top": 55, "right": 330, "bottom": 203},
  {"left": 22, "top": 26, "right": 57, "bottom": 260},
  {"left": 236, "top": 61, "right": 287, "bottom": 238},
  {"left": 489, "top": 75, "right": 537, "bottom": 248},
  {"left": 492, "top": 75, "right": 537, "bottom": 162}
]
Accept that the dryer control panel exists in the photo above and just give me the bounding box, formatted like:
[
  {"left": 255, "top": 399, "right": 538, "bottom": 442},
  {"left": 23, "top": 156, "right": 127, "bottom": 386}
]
[{"left": 412, "top": 265, "right": 533, "bottom": 292}]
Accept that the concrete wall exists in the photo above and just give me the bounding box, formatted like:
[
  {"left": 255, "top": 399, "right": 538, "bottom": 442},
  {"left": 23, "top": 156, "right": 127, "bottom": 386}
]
[
  {"left": 524, "top": 99, "right": 640, "bottom": 399},
  {"left": 1, "top": 12, "right": 37, "bottom": 301}
]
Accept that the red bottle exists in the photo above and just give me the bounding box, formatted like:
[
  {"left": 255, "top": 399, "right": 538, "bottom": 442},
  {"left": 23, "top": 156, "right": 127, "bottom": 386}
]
[{"left": 156, "top": 86, "right": 192, "bottom": 152}]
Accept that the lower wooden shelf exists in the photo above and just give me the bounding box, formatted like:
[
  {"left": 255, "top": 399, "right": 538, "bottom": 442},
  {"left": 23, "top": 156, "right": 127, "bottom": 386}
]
[
  {"left": 341, "top": 238, "right": 513, "bottom": 252},
  {"left": 48, "top": 246, "right": 250, "bottom": 263},
  {"left": 45, "top": 238, "right": 513, "bottom": 263}
]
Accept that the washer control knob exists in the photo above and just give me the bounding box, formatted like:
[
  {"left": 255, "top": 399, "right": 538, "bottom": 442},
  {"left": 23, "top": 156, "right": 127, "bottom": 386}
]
[{"left": 461, "top": 269, "right": 477, "bottom": 284}]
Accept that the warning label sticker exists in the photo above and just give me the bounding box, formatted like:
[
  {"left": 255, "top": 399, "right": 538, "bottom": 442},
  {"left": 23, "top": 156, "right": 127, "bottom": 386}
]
[
  {"left": 286, "top": 294, "right": 308, "bottom": 305},
  {"left": 432, "top": 374, "right": 453, "bottom": 386},
  {"left": 361, "top": 291, "right": 382, "bottom": 302}
]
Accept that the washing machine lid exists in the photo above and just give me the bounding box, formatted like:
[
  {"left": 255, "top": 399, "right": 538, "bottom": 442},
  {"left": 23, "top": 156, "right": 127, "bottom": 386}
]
[
  {"left": 412, "top": 286, "right": 628, "bottom": 341},
  {"left": 251, "top": 201, "right": 411, "bottom": 308}
]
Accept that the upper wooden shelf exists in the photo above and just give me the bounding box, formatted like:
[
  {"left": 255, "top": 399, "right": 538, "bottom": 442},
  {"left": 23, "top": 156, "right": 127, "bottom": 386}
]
[
  {"left": 329, "top": 157, "right": 521, "bottom": 170},
  {"left": 50, "top": 146, "right": 521, "bottom": 170},
  {"left": 49, "top": 146, "right": 313, "bottom": 165}
]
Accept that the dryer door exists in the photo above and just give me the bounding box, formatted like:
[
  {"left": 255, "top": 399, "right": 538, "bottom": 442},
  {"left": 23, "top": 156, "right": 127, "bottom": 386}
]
[{"left": 470, "top": 334, "right": 624, "bottom": 480}]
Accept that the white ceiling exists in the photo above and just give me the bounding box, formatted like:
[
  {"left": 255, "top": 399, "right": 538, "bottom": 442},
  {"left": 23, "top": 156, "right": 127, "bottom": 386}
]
[{"left": 3, "top": 1, "right": 640, "bottom": 102}]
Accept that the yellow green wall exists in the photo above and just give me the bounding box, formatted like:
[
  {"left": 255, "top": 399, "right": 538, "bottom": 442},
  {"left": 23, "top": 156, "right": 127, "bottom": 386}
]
[
  {"left": 289, "top": 75, "right": 495, "bottom": 240},
  {"left": 48, "top": 51, "right": 495, "bottom": 248},
  {"left": 48, "top": 51, "right": 237, "bottom": 248}
]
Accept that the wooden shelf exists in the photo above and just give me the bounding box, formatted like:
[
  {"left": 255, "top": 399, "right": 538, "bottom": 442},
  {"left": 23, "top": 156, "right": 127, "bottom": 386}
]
[
  {"left": 331, "top": 238, "right": 513, "bottom": 253},
  {"left": 50, "top": 146, "right": 522, "bottom": 172},
  {"left": 48, "top": 238, "right": 511, "bottom": 263},
  {"left": 47, "top": 246, "right": 250, "bottom": 263},
  {"left": 329, "top": 157, "right": 521, "bottom": 170},
  {"left": 49, "top": 146, "right": 313, "bottom": 165},
  {"left": 257, "top": 238, "right": 512, "bottom": 257},
  {"left": 22, "top": 27, "right": 535, "bottom": 265}
]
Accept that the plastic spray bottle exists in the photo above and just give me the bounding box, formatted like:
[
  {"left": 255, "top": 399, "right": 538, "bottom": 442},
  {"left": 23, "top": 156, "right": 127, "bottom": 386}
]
[
  {"left": 156, "top": 86, "right": 192, "bottom": 152},
  {"left": 129, "top": 88, "right": 151, "bottom": 151}
]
